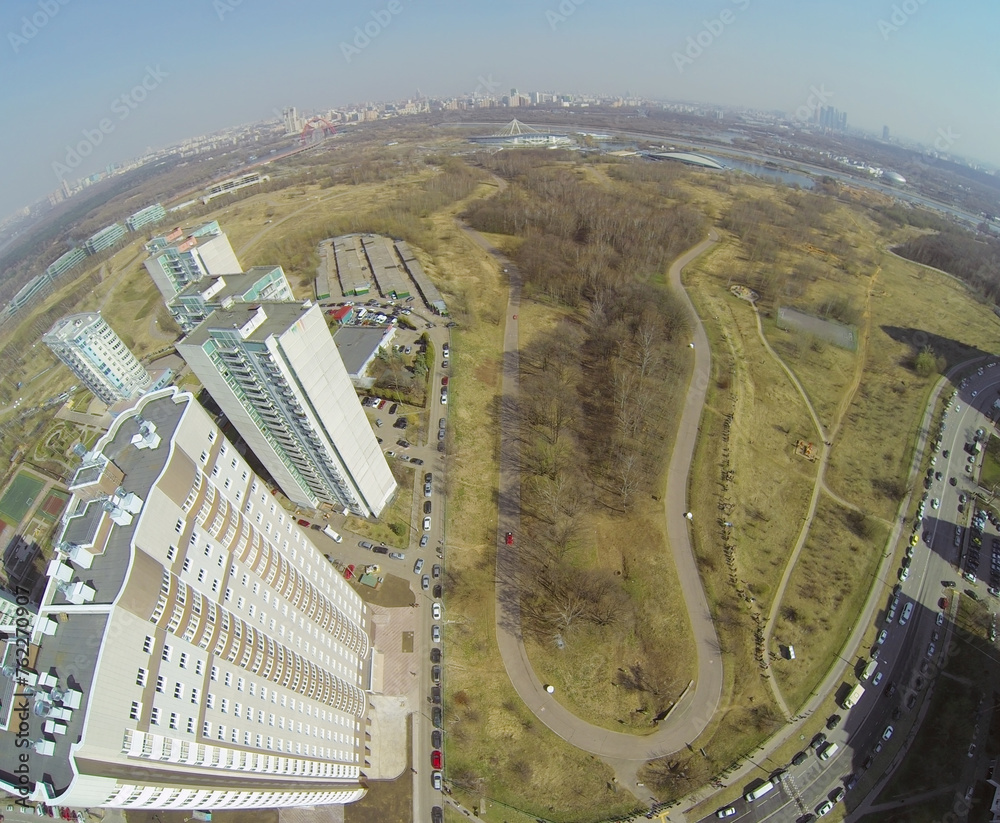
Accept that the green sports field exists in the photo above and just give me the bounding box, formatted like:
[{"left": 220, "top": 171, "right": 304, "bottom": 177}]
[{"left": 0, "top": 472, "right": 45, "bottom": 528}]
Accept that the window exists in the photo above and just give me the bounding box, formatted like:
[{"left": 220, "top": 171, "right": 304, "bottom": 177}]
[
  {"left": 211, "top": 666, "right": 219, "bottom": 682},
  {"left": 237, "top": 677, "right": 245, "bottom": 692},
  {"left": 167, "top": 545, "right": 177, "bottom": 561},
  {"left": 175, "top": 519, "right": 184, "bottom": 533},
  {"left": 191, "top": 688, "right": 200, "bottom": 704},
  {"left": 208, "top": 430, "right": 216, "bottom": 442},
  {"left": 203, "top": 721, "right": 212, "bottom": 736},
  {"left": 142, "top": 635, "right": 153, "bottom": 654},
  {"left": 206, "top": 694, "right": 215, "bottom": 709},
  {"left": 224, "top": 672, "right": 232, "bottom": 687},
  {"left": 155, "top": 675, "right": 165, "bottom": 694},
  {"left": 129, "top": 701, "right": 141, "bottom": 720},
  {"left": 195, "top": 659, "right": 204, "bottom": 675},
  {"left": 204, "top": 544, "right": 213, "bottom": 558},
  {"left": 179, "top": 652, "right": 189, "bottom": 669},
  {"left": 187, "top": 717, "right": 195, "bottom": 734},
  {"left": 150, "top": 707, "right": 160, "bottom": 725},
  {"left": 220, "top": 698, "right": 229, "bottom": 713},
  {"left": 161, "top": 645, "right": 173, "bottom": 662},
  {"left": 136, "top": 668, "right": 148, "bottom": 687},
  {"left": 183, "top": 558, "right": 192, "bottom": 572},
  {"left": 169, "top": 712, "right": 178, "bottom": 730},
  {"left": 200, "top": 451, "right": 208, "bottom": 464}
]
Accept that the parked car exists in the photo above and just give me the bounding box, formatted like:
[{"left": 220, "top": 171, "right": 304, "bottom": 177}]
[
  {"left": 372, "top": 546, "right": 389, "bottom": 555},
  {"left": 388, "top": 551, "right": 405, "bottom": 560},
  {"left": 432, "top": 564, "right": 441, "bottom": 578},
  {"left": 432, "top": 625, "right": 440, "bottom": 642},
  {"left": 420, "top": 534, "right": 429, "bottom": 547},
  {"left": 414, "top": 558, "right": 424, "bottom": 575},
  {"left": 359, "top": 540, "right": 374, "bottom": 550},
  {"left": 424, "top": 501, "right": 432, "bottom": 514},
  {"left": 433, "top": 602, "right": 442, "bottom": 619},
  {"left": 422, "top": 575, "right": 429, "bottom": 590},
  {"left": 431, "top": 750, "right": 442, "bottom": 769},
  {"left": 432, "top": 771, "right": 442, "bottom": 790},
  {"left": 423, "top": 516, "right": 432, "bottom": 531},
  {"left": 430, "top": 647, "right": 441, "bottom": 663},
  {"left": 432, "top": 665, "right": 441, "bottom": 684}
]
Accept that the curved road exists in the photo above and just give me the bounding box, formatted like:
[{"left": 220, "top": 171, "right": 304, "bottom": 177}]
[{"left": 462, "top": 223, "right": 725, "bottom": 760}]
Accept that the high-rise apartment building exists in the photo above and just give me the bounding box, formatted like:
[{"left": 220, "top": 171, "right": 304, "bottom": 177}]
[
  {"left": 43, "top": 312, "right": 151, "bottom": 405},
  {"left": 168, "top": 266, "right": 294, "bottom": 332},
  {"left": 0, "top": 388, "right": 372, "bottom": 810},
  {"left": 144, "top": 221, "right": 242, "bottom": 300},
  {"left": 84, "top": 222, "right": 127, "bottom": 255},
  {"left": 176, "top": 302, "right": 395, "bottom": 517}
]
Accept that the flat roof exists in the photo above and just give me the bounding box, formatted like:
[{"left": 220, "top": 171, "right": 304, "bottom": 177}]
[
  {"left": 181, "top": 301, "right": 312, "bottom": 347},
  {"left": 333, "top": 326, "right": 392, "bottom": 375}
]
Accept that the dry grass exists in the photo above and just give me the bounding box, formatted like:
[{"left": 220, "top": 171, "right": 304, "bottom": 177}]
[
  {"left": 770, "top": 495, "right": 889, "bottom": 711},
  {"left": 825, "top": 249, "right": 1000, "bottom": 520},
  {"left": 420, "top": 192, "right": 636, "bottom": 821}
]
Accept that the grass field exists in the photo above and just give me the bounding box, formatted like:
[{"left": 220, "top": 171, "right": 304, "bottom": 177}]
[
  {"left": 0, "top": 471, "right": 45, "bottom": 528},
  {"left": 981, "top": 433, "right": 1000, "bottom": 490},
  {"left": 770, "top": 495, "right": 889, "bottom": 711}
]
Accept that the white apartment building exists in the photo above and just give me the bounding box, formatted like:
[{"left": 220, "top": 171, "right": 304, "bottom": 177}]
[
  {"left": 0, "top": 387, "right": 374, "bottom": 810},
  {"left": 43, "top": 312, "right": 151, "bottom": 405},
  {"left": 144, "top": 221, "right": 242, "bottom": 300},
  {"left": 176, "top": 302, "right": 396, "bottom": 517}
]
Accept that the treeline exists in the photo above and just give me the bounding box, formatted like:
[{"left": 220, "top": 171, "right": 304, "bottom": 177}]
[
  {"left": 464, "top": 157, "right": 705, "bottom": 306},
  {"left": 893, "top": 229, "right": 1000, "bottom": 303}
]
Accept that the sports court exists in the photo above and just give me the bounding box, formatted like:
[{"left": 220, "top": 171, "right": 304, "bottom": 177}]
[{"left": 0, "top": 471, "right": 45, "bottom": 528}]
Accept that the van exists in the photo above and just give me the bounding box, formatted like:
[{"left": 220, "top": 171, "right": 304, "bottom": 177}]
[
  {"left": 899, "top": 601, "right": 913, "bottom": 626},
  {"left": 863, "top": 659, "right": 878, "bottom": 681},
  {"left": 744, "top": 779, "right": 776, "bottom": 802},
  {"left": 323, "top": 526, "right": 343, "bottom": 543},
  {"left": 818, "top": 742, "right": 840, "bottom": 761}
]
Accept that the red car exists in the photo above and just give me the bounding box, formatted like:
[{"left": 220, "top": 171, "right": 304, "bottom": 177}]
[
  {"left": 344, "top": 564, "right": 355, "bottom": 580},
  {"left": 431, "top": 750, "right": 442, "bottom": 769},
  {"left": 505, "top": 532, "right": 514, "bottom": 545},
  {"left": 297, "top": 519, "right": 310, "bottom": 527},
  {"left": 441, "top": 376, "right": 449, "bottom": 386}
]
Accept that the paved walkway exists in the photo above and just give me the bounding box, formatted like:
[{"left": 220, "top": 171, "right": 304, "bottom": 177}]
[{"left": 457, "top": 221, "right": 725, "bottom": 762}]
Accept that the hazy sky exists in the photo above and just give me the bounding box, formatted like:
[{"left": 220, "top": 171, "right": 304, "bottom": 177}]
[{"left": 2, "top": 0, "right": 999, "bottom": 219}]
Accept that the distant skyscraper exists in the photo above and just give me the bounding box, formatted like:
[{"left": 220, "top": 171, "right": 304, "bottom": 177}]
[
  {"left": 0, "top": 387, "right": 373, "bottom": 811},
  {"left": 43, "top": 312, "right": 151, "bottom": 405},
  {"left": 282, "top": 107, "right": 302, "bottom": 135},
  {"left": 144, "top": 221, "right": 242, "bottom": 300},
  {"left": 176, "top": 302, "right": 396, "bottom": 517},
  {"left": 883, "top": 125, "right": 890, "bottom": 141}
]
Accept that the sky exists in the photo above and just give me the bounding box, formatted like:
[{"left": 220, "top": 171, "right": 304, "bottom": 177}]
[{"left": 2, "top": 0, "right": 999, "bottom": 219}]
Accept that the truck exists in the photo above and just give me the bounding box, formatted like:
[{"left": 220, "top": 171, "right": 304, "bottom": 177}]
[
  {"left": 744, "top": 779, "right": 776, "bottom": 802},
  {"left": 842, "top": 683, "right": 866, "bottom": 709},
  {"left": 323, "top": 526, "right": 343, "bottom": 543},
  {"left": 862, "top": 659, "right": 878, "bottom": 681}
]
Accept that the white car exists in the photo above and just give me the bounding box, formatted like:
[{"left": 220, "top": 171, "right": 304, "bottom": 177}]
[
  {"left": 816, "top": 800, "right": 834, "bottom": 816},
  {"left": 936, "top": 612, "right": 945, "bottom": 625},
  {"left": 440, "top": 391, "right": 448, "bottom": 405},
  {"left": 932, "top": 498, "right": 940, "bottom": 509},
  {"left": 715, "top": 808, "right": 737, "bottom": 819},
  {"left": 432, "top": 602, "right": 442, "bottom": 619},
  {"left": 883, "top": 725, "right": 894, "bottom": 740},
  {"left": 423, "top": 516, "right": 432, "bottom": 531}
]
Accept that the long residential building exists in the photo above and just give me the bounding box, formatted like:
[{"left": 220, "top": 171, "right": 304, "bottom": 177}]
[
  {"left": 0, "top": 387, "right": 373, "bottom": 810},
  {"left": 176, "top": 302, "right": 395, "bottom": 517},
  {"left": 43, "top": 312, "right": 151, "bottom": 405}
]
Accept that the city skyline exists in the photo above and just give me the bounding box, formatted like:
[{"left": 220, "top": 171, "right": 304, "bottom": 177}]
[{"left": 1, "top": 0, "right": 999, "bottom": 218}]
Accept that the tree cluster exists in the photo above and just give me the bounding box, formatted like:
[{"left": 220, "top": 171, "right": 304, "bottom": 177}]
[{"left": 893, "top": 228, "right": 1000, "bottom": 304}]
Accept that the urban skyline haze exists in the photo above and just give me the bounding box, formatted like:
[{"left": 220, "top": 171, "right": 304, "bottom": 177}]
[{"left": 2, "top": 0, "right": 999, "bottom": 218}]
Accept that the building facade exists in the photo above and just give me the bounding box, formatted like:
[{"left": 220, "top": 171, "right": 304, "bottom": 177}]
[
  {"left": 144, "top": 221, "right": 242, "bottom": 300},
  {"left": 126, "top": 203, "right": 167, "bottom": 232},
  {"left": 0, "top": 388, "right": 373, "bottom": 810},
  {"left": 84, "top": 223, "right": 127, "bottom": 255},
  {"left": 168, "top": 266, "right": 293, "bottom": 332},
  {"left": 43, "top": 313, "right": 151, "bottom": 405},
  {"left": 46, "top": 247, "right": 88, "bottom": 280},
  {"left": 176, "top": 302, "right": 395, "bottom": 517}
]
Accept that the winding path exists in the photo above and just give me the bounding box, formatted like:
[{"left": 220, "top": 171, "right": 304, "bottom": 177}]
[{"left": 459, "top": 221, "right": 725, "bottom": 761}]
